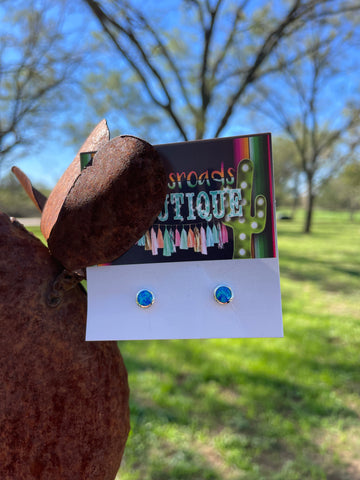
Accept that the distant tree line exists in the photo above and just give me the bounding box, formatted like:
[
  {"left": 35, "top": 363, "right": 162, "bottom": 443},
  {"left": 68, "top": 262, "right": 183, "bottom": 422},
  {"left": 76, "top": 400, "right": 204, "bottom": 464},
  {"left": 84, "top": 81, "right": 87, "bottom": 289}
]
[
  {"left": 1, "top": 0, "right": 359, "bottom": 231},
  {"left": 0, "top": 173, "right": 50, "bottom": 217}
]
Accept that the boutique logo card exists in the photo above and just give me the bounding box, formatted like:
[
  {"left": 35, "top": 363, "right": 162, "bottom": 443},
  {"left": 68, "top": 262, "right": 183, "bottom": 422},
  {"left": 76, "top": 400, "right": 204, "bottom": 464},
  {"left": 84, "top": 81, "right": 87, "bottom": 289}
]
[{"left": 86, "top": 133, "right": 283, "bottom": 340}]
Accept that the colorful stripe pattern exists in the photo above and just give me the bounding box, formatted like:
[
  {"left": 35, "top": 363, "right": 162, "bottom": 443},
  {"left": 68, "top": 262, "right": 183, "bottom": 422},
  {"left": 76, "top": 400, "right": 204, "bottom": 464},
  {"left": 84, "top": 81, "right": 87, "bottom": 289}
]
[{"left": 233, "top": 135, "right": 276, "bottom": 258}]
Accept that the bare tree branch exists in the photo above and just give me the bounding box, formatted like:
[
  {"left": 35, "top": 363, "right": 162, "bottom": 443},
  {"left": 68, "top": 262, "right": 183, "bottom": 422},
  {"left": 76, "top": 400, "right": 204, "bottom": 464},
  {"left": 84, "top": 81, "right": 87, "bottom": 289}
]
[
  {"left": 126, "top": 2, "right": 196, "bottom": 118},
  {"left": 196, "top": 0, "right": 223, "bottom": 138},
  {"left": 213, "top": 0, "right": 324, "bottom": 137},
  {"left": 249, "top": 23, "right": 360, "bottom": 232},
  {"left": 210, "top": 2, "right": 247, "bottom": 82},
  {"left": 84, "top": 0, "right": 189, "bottom": 140},
  {"left": 0, "top": 2, "right": 84, "bottom": 162},
  {"left": 82, "top": 0, "right": 360, "bottom": 148}
]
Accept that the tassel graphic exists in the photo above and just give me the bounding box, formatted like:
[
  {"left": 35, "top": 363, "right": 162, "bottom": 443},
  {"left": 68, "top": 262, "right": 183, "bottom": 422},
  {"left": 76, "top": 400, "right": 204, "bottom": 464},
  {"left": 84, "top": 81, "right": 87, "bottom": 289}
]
[
  {"left": 137, "top": 222, "right": 229, "bottom": 256},
  {"left": 163, "top": 227, "right": 172, "bottom": 256},
  {"left": 212, "top": 223, "right": 219, "bottom": 244},
  {"left": 194, "top": 226, "right": 201, "bottom": 252},
  {"left": 157, "top": 226, "right": 164, "bottom": 248},
  {"left": 145, "top": 230, "right": 152, "bottom": 251},
  {"left": 206, "top": 224, "right": 214, "bottom": 247},
  {"left": 169, "top": 228, "right": 176, "bottom": 252},
  {"left": 217, "top": 223, "right": 224, "bottom": 249},
  {"left": 187, "top": 226, "right": 195, "bottom": 248},
  {"left": 151, "top": 227, "right": 158, "bottom": 255},
  {"left": 221, "top": 222, "right": 229, "bottom": 243},
  {"left": 175, "top": 227, "right": 181, "bottom": 247},
  {"left": 180, "top": 227, "right": 188, "bottom": 250},
  {"left": 137, "top": 234, "right": 146, "bottom": 247},
  {"left": 200, "top": 226, "right": 207, "bottom": 255}
]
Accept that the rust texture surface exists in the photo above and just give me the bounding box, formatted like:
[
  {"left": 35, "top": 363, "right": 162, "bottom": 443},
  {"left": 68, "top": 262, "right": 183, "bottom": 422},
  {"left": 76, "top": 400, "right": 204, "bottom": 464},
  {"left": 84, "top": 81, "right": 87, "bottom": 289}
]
[
  {"left": 41, "top": 119, "right": 110, "bottom": 241},
  {"left": 11, "top": 166, "right": 47, "bottom": 212},
  {"left": 47, "top": 135, "right": 167, "bottom": 271},
  {"left": 0, "top": 213, "right": 130, "bottom": 480}
]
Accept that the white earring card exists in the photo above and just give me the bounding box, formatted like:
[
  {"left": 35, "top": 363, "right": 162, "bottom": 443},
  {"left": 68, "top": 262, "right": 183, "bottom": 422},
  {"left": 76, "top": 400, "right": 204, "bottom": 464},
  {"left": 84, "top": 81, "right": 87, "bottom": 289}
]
[{"left": 86, "top": 134, "right": 283, "bottom": 341}]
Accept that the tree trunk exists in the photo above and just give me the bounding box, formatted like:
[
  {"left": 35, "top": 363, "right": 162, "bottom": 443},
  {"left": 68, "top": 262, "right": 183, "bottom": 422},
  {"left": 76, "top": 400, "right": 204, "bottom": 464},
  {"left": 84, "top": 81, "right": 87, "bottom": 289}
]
[
  {"left": 304, "top": 174, "right": 315, "bottom": 233},
  {"left": 291, "top": 173, "right": 300, "bottom": 217}
]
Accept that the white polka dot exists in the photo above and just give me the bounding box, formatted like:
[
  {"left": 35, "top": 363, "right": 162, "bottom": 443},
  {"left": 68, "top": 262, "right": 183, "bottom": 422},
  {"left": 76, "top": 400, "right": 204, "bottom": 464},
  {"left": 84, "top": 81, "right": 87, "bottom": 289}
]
[
  {"left": 241, "top": 181, "right": 247, "bottom": 189},
  {"left": 242, "top": 164, "right": 249, "bottom": 172},
  {"left": 241, "top": 199, "right": 247, "bottom": 205},
  {"left": 239, "top": 217, "right": 245, "bottom": 223},
  {"left": 251, "top": 222, "right": 258, "bottom": 229},
  {"left": 258, "top": 211, "right": 264, "bottom": 218},
  {"left": 240, "top": 233, "right": 246, "bottom": 240},
  {"left": 257, "top": 198, "right": 264, "bottom": 206},
  {"left": 239, "top": 249, "right": 246, "bottom": 256}
]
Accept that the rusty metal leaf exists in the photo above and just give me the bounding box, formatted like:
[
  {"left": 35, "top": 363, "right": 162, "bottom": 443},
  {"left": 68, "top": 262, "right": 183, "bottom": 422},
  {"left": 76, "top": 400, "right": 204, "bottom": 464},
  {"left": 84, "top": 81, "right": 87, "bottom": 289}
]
[{"left": 11, "top": 166, "right": 48, "bottom": 212}]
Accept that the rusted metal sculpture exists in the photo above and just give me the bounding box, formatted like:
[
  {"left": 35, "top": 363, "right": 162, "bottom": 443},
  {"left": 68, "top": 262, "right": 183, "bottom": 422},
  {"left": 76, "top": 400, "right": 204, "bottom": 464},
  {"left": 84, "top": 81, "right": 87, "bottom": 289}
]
[{"left": 0, "top": 120, "right": 167, "bottom": 479}]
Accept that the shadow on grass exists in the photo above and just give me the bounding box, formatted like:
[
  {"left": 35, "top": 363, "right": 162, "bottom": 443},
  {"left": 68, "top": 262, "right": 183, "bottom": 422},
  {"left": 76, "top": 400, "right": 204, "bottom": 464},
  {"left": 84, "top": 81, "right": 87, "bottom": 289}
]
[
  {"left": 119, "top": 338, "right": 359, "bottom": 479},
  {"left": 279, "top": 252, "right": 360, "bottom": 294},
  {"left": 126, "top": 354, "right": 357, "bottom": 424}
]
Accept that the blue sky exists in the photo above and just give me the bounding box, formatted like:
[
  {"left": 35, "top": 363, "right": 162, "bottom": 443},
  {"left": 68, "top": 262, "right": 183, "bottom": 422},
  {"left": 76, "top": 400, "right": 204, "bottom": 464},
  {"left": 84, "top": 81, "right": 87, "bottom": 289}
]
[{"left": 1, "top": 0, "right": 359, "bottom": 188}]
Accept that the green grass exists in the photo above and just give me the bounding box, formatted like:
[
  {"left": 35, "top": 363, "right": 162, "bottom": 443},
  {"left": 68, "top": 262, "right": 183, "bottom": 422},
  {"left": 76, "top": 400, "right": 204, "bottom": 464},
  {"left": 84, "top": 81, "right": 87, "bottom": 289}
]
[
  {"left": 29, "top": 210, "right": 360, "bottom": 479},
  {"left": 28, "top": 226, "right": 44, "bottom": 242}
]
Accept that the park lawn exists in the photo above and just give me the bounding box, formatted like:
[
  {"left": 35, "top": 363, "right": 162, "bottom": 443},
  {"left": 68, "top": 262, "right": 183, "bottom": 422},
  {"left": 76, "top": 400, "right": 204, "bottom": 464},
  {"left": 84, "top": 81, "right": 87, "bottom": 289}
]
[
  {"left": 28, "top": 226, "right": 44, "bottom": 242},
  {"left": 29, "top": 210, "right": 360, "bottom": 479}
]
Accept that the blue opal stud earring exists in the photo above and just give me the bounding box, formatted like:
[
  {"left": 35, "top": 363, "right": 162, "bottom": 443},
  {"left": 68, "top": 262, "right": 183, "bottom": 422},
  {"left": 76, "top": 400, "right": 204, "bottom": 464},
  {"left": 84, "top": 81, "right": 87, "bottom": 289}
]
[
  {"left": 136, "top": 289, "right": 155, "bottom": 308},
  {"left": 214, "top": 285, "right": 233, "bottom": 304}
]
